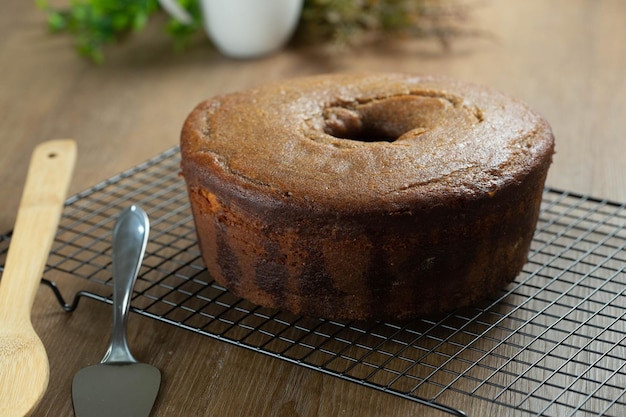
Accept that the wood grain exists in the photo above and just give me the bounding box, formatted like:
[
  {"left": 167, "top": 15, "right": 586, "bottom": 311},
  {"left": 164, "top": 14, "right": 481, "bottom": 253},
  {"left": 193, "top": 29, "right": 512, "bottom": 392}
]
[
  {"left": 1, "top": 0, "right": 625, "bottom": 416},
  {"left": 0, "top": 140, "right": 76, "bottom": 417}
]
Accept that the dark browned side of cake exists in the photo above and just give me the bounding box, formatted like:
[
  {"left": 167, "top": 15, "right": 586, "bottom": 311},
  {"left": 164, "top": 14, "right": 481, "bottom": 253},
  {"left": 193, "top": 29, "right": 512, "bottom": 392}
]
[
  {"left": 183, "top": 161, "right": 549, "bottom": 321},
  {"left": 180, "top": 73, "right": 555, "bottom": 321}
]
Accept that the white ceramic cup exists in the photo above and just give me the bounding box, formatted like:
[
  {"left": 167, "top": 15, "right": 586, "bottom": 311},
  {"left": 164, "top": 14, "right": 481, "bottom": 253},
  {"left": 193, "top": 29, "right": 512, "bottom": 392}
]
[{"left": 200, "top": 0, "right": 303, "bottom": 58}]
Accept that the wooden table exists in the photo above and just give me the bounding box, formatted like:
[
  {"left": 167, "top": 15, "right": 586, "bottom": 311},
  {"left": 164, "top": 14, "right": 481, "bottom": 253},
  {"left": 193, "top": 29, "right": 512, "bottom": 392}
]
[{"left": 1, "top": 1, "right": 625, "bottom": 416}]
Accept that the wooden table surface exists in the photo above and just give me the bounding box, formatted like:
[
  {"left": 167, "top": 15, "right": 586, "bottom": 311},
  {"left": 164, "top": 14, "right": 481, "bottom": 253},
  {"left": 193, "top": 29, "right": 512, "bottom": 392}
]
[{"left": 2, "top": 1, "right": 625, "bottom": 416}]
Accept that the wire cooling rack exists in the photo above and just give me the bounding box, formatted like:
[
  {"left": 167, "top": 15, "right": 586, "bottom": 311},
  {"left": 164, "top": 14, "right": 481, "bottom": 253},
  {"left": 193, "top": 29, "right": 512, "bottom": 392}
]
[{"left": 1, "top": 146, "right": 625, "bottom": 417}]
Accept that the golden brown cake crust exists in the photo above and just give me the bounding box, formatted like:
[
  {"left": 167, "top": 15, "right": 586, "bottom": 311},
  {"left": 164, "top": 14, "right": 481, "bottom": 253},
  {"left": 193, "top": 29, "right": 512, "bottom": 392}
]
[{"left": 180, "top": 73, "right": 555, "bottom": 321}]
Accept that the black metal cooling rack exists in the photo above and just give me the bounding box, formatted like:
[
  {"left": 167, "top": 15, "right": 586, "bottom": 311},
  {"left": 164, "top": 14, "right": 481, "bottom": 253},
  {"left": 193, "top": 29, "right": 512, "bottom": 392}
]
[{"left": 1, "top": 146, "right": 626, "bottom": 416}]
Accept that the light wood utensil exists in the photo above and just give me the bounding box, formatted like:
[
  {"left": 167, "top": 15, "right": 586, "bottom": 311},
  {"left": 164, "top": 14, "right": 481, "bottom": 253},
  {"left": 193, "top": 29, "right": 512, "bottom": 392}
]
[{"left": 0, "top": 139, "right": 76, "bottom": 417}]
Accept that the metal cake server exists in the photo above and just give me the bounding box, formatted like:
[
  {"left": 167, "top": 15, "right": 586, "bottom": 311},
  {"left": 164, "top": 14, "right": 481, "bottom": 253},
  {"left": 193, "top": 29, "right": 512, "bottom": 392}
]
[{"left": 72, "top": 205, "right": 161, "bottom": 417}]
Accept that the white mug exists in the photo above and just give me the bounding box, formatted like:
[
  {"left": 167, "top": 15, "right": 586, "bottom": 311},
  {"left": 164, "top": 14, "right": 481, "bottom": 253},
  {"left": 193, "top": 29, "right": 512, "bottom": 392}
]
[{"left": 201, "top": 0, "right": 303, "bottom": 58}]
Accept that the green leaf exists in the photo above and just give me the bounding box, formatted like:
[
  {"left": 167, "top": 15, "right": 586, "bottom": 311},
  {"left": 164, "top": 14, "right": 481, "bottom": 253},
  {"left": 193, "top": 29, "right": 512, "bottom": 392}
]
[
  {"left": 132, "top": 11, "right": 148, "bottom": 31},
  {"left": 48, "top": 12, "right": 68, "bottom": 31}
]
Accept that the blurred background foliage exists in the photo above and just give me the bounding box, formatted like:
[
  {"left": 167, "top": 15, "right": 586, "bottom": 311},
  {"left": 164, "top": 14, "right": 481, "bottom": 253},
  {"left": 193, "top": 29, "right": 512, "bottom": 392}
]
[{"left": 37, "top": 0, "right": 474, "bottom": 63}]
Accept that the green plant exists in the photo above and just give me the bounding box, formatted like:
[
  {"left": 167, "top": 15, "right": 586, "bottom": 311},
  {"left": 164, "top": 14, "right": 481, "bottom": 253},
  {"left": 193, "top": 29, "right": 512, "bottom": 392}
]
[
  {"left": 36, "top": 0, "right": 201, "bottom": 63},
  {"left": 37, "top": 0, "right": 472, "bottom": 63},
  {"left": 296, "top": 0, "right": 473, "bottom": 49}
]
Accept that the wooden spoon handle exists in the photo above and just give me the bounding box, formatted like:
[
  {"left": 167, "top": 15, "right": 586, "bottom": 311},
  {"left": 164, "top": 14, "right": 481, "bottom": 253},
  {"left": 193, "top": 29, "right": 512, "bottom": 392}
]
[{"left": 0, "top": 140, "right": 76, "bottom": 323}]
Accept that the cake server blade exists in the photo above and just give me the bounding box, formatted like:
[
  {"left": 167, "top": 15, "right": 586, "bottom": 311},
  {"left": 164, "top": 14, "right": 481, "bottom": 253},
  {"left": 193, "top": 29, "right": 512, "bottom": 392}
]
[{"left": 72, "top": 205, "right": 160, "bottom": 417}]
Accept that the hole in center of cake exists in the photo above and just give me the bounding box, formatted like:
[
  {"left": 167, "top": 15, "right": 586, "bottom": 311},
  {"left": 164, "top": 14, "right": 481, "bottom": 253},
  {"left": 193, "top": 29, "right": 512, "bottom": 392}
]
[
  {"left": 323, "top": 107, "right": 398, "bottom": 142},
  {"left": 322, "top": 94, "right": 468, "bottom": 143}
]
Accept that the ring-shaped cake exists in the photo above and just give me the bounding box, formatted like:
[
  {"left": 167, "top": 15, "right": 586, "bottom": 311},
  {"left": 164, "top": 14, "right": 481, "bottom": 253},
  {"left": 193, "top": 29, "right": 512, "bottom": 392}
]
[{"left": 180, "top": 73, "right": 555, "bottom": 320}]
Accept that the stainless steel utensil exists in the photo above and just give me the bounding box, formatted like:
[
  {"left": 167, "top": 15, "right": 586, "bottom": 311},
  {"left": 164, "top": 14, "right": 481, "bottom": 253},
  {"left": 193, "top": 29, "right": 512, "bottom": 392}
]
[{"left": 72, "top": 205, "right": 161, "bottom": 417}]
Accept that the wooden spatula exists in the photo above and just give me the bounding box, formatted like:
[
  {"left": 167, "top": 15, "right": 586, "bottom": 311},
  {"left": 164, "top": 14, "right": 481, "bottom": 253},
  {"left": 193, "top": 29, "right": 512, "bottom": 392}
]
[{"left": 0, "top": 139, "right": 77, "bottom": 417}]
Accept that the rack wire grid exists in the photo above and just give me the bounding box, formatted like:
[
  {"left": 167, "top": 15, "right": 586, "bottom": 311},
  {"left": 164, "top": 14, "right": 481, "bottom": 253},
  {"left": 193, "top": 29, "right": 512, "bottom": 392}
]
[{"left": 1, "top": 146, "right": 625, "bottom": 417}]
